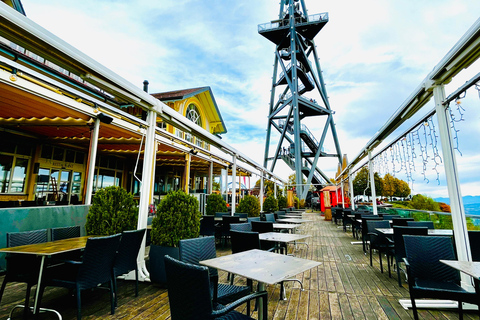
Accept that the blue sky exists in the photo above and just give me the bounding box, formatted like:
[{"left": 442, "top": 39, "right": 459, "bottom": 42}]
[{"left": 20, "top": 0, "right": 480, "bottom": 198}]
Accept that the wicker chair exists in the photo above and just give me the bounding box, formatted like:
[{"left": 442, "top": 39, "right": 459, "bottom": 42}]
[
  {"left": 164, "top": 255, "right": 267, "bottom": 320},
  {"left": 0, "top": 229, "right": 48, "bottom": 318},
  {"left": 366, "top": 220, "right": 392, "bottom": 274},
  {"left": 230, "top": 222, "right": 252, "bottom": 232},
  {"left": 51, "top": 226, "right": 81, "bottom": 241},
  {"left": 360, "top": 216, "right": 382, "bottom": 253},
  {"left": 200, "top": 215, "right": 216, "bottom": 236},
  {"left": 406, "top": 221, "right": 435, "bottom": 229},
  {"left": 389, "top": 226, "right": 428, "bottom": 287},
  {"left": 35, "top": 234, "right": 121, "bottom": 320},
  {"left": 113, "top": 229, "right": 146, "bottom": 307},
  {"left": 404, "top": 235, "right": 480, "bottom": 320},
  {"left": 178, "top": 236, "right": 251, "bottom": 310},
  {"left": 468, "top": 231, "right": 480, "bottom": 261}
]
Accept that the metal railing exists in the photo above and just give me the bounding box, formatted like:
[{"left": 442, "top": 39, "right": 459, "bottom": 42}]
[{"left": 258, "top": 12, "right": 328, "bottom": 32}]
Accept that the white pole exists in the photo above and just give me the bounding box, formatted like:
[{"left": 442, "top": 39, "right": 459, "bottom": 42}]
[
  {"left": 208, "top": 161, "right": 213, "bottom": 194},
  {"left": 433, "top": 85, "right": 472, "bottom": 288},
  {"left": 136, "top": 110, "right": 156, "bottom": 281},
  {"left": 349, "top": 173, "right": 355, "bottom": 211},
  {"left": 341, "top": 181, "right": 345, "bottom": 209},
  {"left": 260, "top": 171, "right": 264, "bottom": 212},
  {"left": 231, "top": 155, "right": 237, "bottom": 214},
  {"left": 368, "top": 151, "right": 378, "bottom": 215},
  {"left": 84, "top": 118, "right": 100, "bottom": 205}
]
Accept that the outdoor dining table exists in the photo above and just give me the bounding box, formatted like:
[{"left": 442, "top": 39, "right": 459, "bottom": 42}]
[
  {"left": 200, "top": 249, "right": 321, "bottom": 320},
  {"left": 259, "top": 232, "right": 310, "bottom": 255},
  {"left": 375, "top": 228, "right": 453, "bottom": 236},
  {"left": 273, "top": 223, "right": 299, "bottom": 233},
  {"left": 0, "top": 235, "right": 95, "bottom": 319},
  {"left": 440, "top": 260, "right": 480, "bottom": 292},
  {"left": 277, "top": 218, "right": 313, "bottom": 223}
]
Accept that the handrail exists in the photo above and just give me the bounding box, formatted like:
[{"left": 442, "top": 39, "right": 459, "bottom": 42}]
[{"left": 258, "top": 12, "right": 328, "bottom": 32}]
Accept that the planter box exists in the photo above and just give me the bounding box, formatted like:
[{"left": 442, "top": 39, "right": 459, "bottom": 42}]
[{"left": 148, "top": 245, "right": 179, "bottom": 285}]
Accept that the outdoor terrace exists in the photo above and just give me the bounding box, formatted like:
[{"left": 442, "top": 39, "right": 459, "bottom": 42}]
[{"left": 1, "top": 211, "right": 477, "bottom": 319}]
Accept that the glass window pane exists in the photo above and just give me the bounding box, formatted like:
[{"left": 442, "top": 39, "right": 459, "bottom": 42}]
[
  {"left": 16, "top": 144, "right": 32, "bottom": 156},
  {"left": 65, "top": 150, "right": 75, "bottom": 162},
  {"left": 41, "top": 145, "right": 53, "bottom": 159},
  {"left": 11, "top": 158, "right": 28, "bottom": 193},
  {"left": 75, "top": 152, "right": 85, "bottom": 164},
  {"left": 0, "top": 155, "right": 13, "bottom": 193},
  {"left": 52, "top": 147, "right": 64, "bottom": 161},
  {"left": 99, "top": 156, "right": 108, "bottom": 168}
]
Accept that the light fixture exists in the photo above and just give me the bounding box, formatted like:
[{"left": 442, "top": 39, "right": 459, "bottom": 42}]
[
  {"left": 190, "top": 148, "right": 198, "bottom": 155},
  {"left": 97, "top": 112, "right": 113, "bottom": 124}
]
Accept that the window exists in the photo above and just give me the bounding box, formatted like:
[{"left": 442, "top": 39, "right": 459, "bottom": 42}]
[
  {"left": 186, "top": 104, "right": 202, "bottom": 127},
  {"left": 93, "top": 156, "right": 123, "bottom": 192},
  {"left": 0, "top": 143, "right": 32, "bottom": 194}
]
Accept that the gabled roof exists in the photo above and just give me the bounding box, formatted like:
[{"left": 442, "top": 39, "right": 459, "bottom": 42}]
[
  {"left": 152, "top": 86, "right": 227, "bottom": 134},
  {"left": 2, "top": 0, "right": 26, "bottom": 15}
]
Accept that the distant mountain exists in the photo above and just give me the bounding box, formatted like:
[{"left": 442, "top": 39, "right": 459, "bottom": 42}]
[{"left": 434, "top": 195, "right": 480, "bottom": 205}]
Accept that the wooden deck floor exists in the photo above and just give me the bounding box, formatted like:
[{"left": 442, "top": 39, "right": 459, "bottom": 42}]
[{"left": 1, "top": 211, "right": 478, "bottom": 319}]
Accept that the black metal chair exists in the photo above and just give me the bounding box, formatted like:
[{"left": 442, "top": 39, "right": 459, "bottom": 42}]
[
  {"left": 381, "top": 215, "right": 401, "bottom": 221},
  {"left": 230, "top": 222, "right": 252, "bottom": 232},
  {"left": 113, "top": 228, "right": 146, "bottom": 307},
  {"left": 164, "top": 255, "right": 267, "bottom": 320},
  {"left": 234, "top": 213, "right": 248, "bottom": 219},
  {"left": 407, "top": 221, "right": 435, "bottom": 229},
  {"left": 333, "top": 207, "right": 343, "bottom": 225},
  {"left": 178, "top": 236, "right": 251, "bottom": 310},
  {"left": 230, "top": 230, "right": 263, "bottom": 285},
  {"left": 247, "top": 217, "right": 260, "bottom": 223},
  {"left": 215, "top": 212, "right": 229, "bottom": 218},
  {"left": 389, "top": 226, "right": 428, "bottom": 287},
  {"left": 251, "top": 221, "right": 276, "bottom": 251},
  {"left": 35, "top": 234, "right": 121, "bottom": 320},
  {"left": 361, "top": 216, "right": 382, "bottom": 253},
  {"left": 468, "top": 231, "right": 480, "bottom": 261},
  {"left": 0, "top": 229, "right": 48, "bottom": 318},
  {"left": 366, "top": 220, "right": 392, "bottom": 274},
  {"left": 391, "top": 217, "right": 414, "bottom": 227},
  {"left": 342, "top": 208, "right": 353, "bottom": 232},
  {"left": 200, "top": 215, "right": 216, "bottom": 236},
  {"left": 217, "top": 216, "right": 240, "bottom": 247},
  {"left": 51, "top": 225, "right": 81, "bottom": 241},
  {"left": 404, "top": 235, "right": 480, "bottom": 320},
  {"left": 264, "top": 213, "right": 276, "bottom": 222}
]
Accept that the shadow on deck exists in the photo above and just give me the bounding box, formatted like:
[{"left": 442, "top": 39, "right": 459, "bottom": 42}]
[{"left": 1, "top": 212, "right": 478, "bottom": 319}]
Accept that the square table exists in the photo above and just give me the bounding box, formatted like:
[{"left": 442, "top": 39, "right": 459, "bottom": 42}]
[
  {"left": 375, "top": 228, "right": 453, "bottom": 236},
  {"left": 0, "top": 236, "right": 94, "bottom": 318},
  {"left": 259, "top": 232, "right": 310, "bottom": 255},
  {"left": 200, "top": 249, "right": 320, "bottom": 319},
  {"left": 277, "top": 218, "right": 313, "bottom": 223},
  {"left": 273, "top": 223, "right": 299, "bottom": 233},
  {"left": 440, "top": 260, "right": 480, "bottom": 292}
]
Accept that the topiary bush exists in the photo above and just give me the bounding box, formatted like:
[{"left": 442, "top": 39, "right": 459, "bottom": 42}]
[
  {"left": 85, "top": 186, "right": 138, "bottom": 236},
  {"left": 205, "top": 193, "right": 227, "bottom": 215},
  {"left": 151, "top": 190, "right": 201, "bottom": 247},
  {"left": 263, "top": 195, "right": 278, "bottom": 213},
  {"left": 237, "top": 195, "right": 260, "bottom": 217},
  {"left": 277, "top": 195, "right": 287, "bottom": 210}
]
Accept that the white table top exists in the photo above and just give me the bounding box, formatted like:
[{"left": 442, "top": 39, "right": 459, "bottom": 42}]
[
  {"left": 283, "top": 214, "right": 303, "bottom": 218},
  {"left": 375, "top": 228, "right": 453, "bottom": 236},
  {"left": 273, "top": 223, "right": 298, "bottom": 230},
  {"left": 277, "top": 218, "right": 313, "bottom": 223},
  {"left": 440, "top": 260, "right": 480, "bottom": 280},
  {"left": 200, "top": 249, "right": 320, "bottom": 285},
  {"left": 259, "top": 232, "right": 310, "bottom": 243}
]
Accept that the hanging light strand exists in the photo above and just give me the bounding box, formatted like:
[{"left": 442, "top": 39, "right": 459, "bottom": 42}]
[{"left": 448, "top": 98, "right": 465, "bottom": 156}]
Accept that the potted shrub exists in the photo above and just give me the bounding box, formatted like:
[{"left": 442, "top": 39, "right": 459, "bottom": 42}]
[
  {"left": 149, "top": 190, "right": 201, "bottom": 285},
  {"left": 85, "top": 186, "right": 138, "bottom": 235},
  {"left": 205, "top": 193, "right": 227, "bottom": 215},
  {"left": 263, "top": 195, "right": 278, "bottom": 213},
  {"left": 237, "top": 195, "right": 260, "bottom": 217},
  {"left": 277, "top": 195, "right": 287, "bottom": 210}
]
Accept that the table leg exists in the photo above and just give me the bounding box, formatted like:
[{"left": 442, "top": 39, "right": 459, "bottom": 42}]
[
  {"left": 33, "top": 256, "right": 45, "bottom": 316},
  {"left": 258, "top": 282, "right": 265, "bottom": 320}
]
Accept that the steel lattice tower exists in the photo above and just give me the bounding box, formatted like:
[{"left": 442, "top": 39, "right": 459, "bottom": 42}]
[{"left": 260, "top": 0, "right": 342, "bottom": 199}]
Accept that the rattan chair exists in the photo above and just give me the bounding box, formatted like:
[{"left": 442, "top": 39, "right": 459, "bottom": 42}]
[
  {"left": 35, "top": 234, "right": 121, "bottom": 320},
  {"left": 164, "top": 255, "right": 267, "bottom": 320},
  {"left": 230, "top": 222, "right": 252, "bottom": 232},
  {"left": 0, "top": 229, "right": 48, "bottom": 318},
  {"left": 406, "top": 221, "right": 435, "bottom": 229},
  {"left": 389, "top": 226, "right": 428, "bottom": 287},
  {"left": 51, "top": 226, "right": 81, "bottom": 241},
  {"left": 200, "top": 215, "right": 216, "bottom": 236},
  {"left": 113, "top": 229, "right": 146, "bottom": 307},
  {"left": 404, "top": 235, "right": 480, "bottom": 320},
  {"left": 366, "top": 220, "right": 392, "bottom": 274},
  {"left": 178, "top": 236, "right": 251, "bottom": 309}
]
